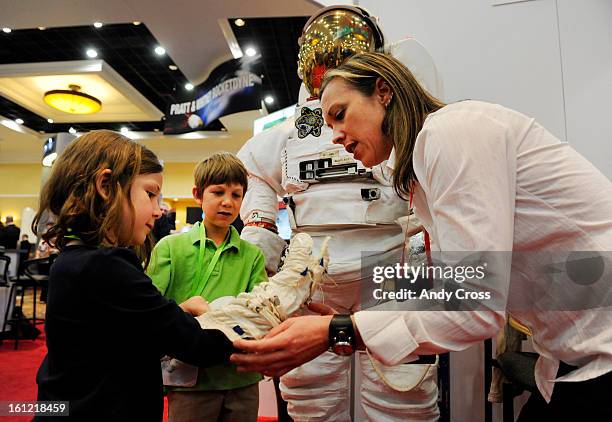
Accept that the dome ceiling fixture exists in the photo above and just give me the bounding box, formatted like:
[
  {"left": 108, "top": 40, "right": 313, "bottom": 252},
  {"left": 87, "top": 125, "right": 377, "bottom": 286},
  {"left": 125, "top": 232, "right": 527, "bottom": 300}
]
[{"left": 43, "top": 84, "right": 102, "bottom": 114}]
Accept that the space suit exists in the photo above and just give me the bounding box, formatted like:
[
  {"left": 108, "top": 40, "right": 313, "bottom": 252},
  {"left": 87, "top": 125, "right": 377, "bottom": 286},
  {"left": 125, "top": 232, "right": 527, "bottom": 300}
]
[{"left": 238, "top": 6, "right": 442, "bottom": 421}]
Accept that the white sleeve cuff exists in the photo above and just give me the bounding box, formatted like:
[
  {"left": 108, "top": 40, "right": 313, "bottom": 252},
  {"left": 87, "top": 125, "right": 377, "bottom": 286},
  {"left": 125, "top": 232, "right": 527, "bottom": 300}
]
[{"left": 354, "top": 311, "right": 419, "bottom": 366}]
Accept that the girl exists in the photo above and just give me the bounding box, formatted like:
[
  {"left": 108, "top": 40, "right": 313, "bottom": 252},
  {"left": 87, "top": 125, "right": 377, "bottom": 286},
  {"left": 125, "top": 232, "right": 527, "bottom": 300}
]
[{"left": 33, "top": 130, "right": 232, "bottom": 421}]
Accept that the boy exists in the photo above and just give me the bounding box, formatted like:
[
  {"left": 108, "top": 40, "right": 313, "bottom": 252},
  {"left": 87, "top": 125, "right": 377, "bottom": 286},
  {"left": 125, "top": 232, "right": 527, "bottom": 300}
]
[{"left": 147, "top": 152, "right": 266, "bottom": 422}]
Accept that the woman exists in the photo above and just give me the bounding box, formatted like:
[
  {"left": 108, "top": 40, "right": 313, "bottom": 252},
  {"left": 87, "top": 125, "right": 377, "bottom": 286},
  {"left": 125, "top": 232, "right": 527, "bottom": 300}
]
[{"left": 231, "top": 52, "right": 612, "bottom": 420}]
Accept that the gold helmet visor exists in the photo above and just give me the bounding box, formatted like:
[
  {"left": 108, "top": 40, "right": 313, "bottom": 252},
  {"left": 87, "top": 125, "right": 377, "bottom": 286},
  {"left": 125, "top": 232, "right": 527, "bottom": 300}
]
[{"left": 298, "top": 6, "right": 383, "bottom": 97}]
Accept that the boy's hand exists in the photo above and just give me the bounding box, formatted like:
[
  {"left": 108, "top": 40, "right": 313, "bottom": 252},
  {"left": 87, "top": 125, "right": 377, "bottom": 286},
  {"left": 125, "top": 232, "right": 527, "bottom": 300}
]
[{"left": 179, "top": 296, "right": 209, "bottom": 316}]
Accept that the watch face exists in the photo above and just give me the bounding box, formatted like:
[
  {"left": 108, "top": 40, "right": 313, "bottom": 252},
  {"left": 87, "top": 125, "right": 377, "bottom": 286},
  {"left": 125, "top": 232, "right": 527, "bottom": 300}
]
[{"left": 332, "top": 343, "right": 354, "bottom": 356}]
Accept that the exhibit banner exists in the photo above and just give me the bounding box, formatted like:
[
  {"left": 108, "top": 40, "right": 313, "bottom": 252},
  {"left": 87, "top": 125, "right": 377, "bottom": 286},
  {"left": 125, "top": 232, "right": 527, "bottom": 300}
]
[{"left": 164, "top": 55, "right": 262, "bottom": 134}]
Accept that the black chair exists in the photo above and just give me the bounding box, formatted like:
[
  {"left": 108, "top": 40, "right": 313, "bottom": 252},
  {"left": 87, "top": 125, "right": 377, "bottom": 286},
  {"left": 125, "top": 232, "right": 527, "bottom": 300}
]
[
  {"left": 0, "top": 257, "right": 53, "bottom": 349},
  {"left": 0, "top": 255, "right": 9, "bottom": 285}
]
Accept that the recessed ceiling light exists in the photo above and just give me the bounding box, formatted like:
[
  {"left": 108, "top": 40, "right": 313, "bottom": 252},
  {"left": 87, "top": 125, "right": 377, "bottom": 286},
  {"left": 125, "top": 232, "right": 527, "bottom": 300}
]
[
  {"left": 47, "top": 118, "right": 54, "bottom": 124},
  {"left": 15, "top": 118, "right": 24, "bottom": 125},
  {"left": 185, "top": 83, "right": 194, "bottom": 91},
  {"left": 154, "top": 46, "right": 166, "bottom": 56},
  {"left": 38, "top": 27, "right": 46, "bottom": 30},
  {"left": 168, "top": 64, "right": 178, "bottom": 71},
  {"left": 2, "top": 28, "right": 11, "bottom": 33},
  {"left": 120, "top": 127, "right": 129, "bottom": 135},
  {"left": 68, "top": 127, "right": 77, "bottom": 134},
  {"left": 133, "top": 21, "right": 141, "bottom": 26},
  {"left": 264, "top": 96, "right": 274, "bottom": 105},
  {"left": 245, "top": 47, "right": 257, "bottom": 57},
  {"left": 93, "top": 22, "right": 103, "bottom": 28},
  {"left": 86, "top": 48, "right": 98, "bottom": 58},
  {"left": 234, "top": 19, "right": 245, "bottom": 27}
]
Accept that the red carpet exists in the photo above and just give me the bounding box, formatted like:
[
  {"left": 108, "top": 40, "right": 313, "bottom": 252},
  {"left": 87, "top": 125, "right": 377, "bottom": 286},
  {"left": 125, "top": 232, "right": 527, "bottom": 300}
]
[
  {"left": 0, "top": 335, "right": 275, "bottom": 421},
  {"left": 0, "top": 333, "right": 170, "bottom": 421},
  {"left": 0, "top": 334, "right": 47, "bottom": 422}
]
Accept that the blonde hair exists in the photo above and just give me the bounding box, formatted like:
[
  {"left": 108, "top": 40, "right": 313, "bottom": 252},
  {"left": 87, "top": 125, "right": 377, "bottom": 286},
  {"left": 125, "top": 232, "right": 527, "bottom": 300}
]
[
  {"left": 33, "top": 130, "right": 163, "bottom": 264},
  {"left": 193, "top": 152, "right": 248, "bottom": 198},
  {"left": 321, "top": 52, "right": 445, "bottom": 199}
]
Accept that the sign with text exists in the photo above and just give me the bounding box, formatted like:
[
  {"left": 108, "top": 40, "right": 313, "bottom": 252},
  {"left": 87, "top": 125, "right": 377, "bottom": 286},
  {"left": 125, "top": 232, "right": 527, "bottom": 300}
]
[{"left": 164, "top": 56, "right": 262, "bottom": 134}]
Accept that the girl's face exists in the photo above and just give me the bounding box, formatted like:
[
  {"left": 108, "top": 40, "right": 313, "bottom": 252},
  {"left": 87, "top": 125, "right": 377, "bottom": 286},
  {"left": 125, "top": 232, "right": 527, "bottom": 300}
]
[
  {"left": 321, "top": 77, "right": 393, "bottom": 168},
  {"left": 124, "top": 172, "right": 163, "bottom": 245}
]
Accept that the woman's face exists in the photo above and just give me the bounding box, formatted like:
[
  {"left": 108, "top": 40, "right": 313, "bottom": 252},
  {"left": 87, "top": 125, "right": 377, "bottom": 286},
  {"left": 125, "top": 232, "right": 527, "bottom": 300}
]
[{"left": 321, "top": 77, "right": 393, "bottom": 168}]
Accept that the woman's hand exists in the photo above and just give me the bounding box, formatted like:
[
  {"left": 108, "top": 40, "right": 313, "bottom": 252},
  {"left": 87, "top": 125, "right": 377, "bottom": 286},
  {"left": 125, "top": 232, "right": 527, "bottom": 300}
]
[
  {"left": 307, "top": 301, "right": 337, "bottom": 315},
  {"left": 179, "top": 296, "right": 209, "bottom": 317},
  {"left": 231, "top": 315, "right": 333, "bottom": 377}
]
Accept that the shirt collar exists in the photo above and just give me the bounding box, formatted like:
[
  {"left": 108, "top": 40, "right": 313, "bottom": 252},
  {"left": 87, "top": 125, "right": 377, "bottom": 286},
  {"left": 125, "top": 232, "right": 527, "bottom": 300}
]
[
  {"left": 386, "top": 147, "right": 397, "bottom": 171},
  {"left": 190, "top": 221, "right": 240, "bottom": 251}
]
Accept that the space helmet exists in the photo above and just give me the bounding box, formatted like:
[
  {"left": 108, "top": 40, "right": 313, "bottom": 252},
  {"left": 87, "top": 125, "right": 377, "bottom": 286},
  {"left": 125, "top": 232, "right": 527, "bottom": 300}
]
[{"left": 297, "top": 5, "right": 385, "bottom": 97}]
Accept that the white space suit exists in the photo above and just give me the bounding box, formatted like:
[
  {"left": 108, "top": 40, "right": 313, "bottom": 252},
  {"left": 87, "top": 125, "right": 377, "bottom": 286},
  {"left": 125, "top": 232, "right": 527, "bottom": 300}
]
[{"left": 238, "top": 7, "right": 442, "bottom": 421}]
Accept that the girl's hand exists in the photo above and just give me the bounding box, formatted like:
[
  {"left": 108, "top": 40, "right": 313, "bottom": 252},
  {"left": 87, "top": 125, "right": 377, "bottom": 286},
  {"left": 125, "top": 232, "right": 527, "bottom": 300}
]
[{"left": 179, "top": 296, "right": 209, "bottom": 316}]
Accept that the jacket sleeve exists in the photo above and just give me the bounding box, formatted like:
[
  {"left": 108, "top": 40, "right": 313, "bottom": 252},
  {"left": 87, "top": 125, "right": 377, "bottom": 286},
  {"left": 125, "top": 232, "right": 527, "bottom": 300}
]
[
  {"left": 355, "top": 111, "right": 513, "bottom": 364},
  {"left": 88, "top": 248, "right": 232, "bottom": 366},
  {"left": 238, "top": 119, "right": 294, "bottom": 273}
]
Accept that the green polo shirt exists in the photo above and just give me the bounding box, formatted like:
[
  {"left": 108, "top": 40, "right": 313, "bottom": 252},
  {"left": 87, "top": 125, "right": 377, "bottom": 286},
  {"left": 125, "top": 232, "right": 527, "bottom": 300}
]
[{"left": 147, "top": 222, "right": 266, "bottom": 391}]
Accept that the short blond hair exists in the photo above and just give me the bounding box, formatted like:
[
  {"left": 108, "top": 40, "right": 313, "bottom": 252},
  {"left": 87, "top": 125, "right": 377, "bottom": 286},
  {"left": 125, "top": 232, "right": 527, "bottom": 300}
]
[{"left": 193, "top": 152, "right": 248, "bottom": 198}]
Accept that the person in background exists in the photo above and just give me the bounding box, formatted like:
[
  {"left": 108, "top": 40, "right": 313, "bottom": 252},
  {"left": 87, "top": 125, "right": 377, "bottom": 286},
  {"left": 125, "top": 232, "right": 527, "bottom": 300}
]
[
  {"left": 35, "top": 223, "right": 59, "bottom": 259},
  {"left": 0, "top": 218, "right": 5, "bottom": 249},
  {"left": 18, "top": 234, "right": 33, "bottom": 275},
  {"left": 231, "top": 52, "right": 612, "bottom": 421},
  {"left": 19, "top": 234, "right": 32, "bottom": 256},
  {"left": 33, "top": 130, "right": 234, "bottom": 421},
  {"left": 2, "top": 215, "right": 20, "bottom": 249},
  {"left": 152, "top": 201, "right": 173, "bottom": 241},
  {"left": 147, "top": 152, "right": 267, "bottom": 422}
]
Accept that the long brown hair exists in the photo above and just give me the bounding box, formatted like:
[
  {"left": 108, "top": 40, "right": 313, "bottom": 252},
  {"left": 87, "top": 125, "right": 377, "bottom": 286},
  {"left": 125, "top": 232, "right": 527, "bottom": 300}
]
[
  {"left": 33, "top": 130, "right": 163, "bottom": 264},
  {"left": 321, "top": 52, "right": 445, "bottom": 199}
]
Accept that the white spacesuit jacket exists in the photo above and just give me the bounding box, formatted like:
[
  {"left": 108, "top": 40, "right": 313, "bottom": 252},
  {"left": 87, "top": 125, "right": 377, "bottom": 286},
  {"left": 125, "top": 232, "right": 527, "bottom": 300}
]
[{"left": 238, "top": 104, "right": 410, "bottom": 279}]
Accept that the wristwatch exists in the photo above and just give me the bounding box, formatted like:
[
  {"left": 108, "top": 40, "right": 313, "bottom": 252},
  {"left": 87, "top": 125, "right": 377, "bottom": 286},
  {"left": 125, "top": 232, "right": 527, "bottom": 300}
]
[{"left": 328, "top": 315, "right": 356, "bottom": 356}]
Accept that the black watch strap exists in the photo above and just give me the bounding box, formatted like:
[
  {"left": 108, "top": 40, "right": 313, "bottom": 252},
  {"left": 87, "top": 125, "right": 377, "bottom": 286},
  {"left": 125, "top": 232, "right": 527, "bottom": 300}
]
[{"left": 328, "top": 314, "right": 356, "bottom": 350}]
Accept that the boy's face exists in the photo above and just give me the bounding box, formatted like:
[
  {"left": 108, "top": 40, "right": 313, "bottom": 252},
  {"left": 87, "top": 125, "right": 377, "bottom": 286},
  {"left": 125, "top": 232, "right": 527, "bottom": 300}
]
[{"left": 194, "top": 182, "right": 244, "bottom": 231}]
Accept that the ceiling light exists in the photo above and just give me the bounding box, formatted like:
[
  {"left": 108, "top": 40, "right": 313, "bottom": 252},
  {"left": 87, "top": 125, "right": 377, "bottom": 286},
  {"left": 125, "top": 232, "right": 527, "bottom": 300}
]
[
  {"left": 264, "top": 96, "right": 274, "bottom": 105},
  {"left": 2, "top": 28, "right": 11, "bottom": 33},
  {"left": 44, "top": 84, "right": 102, "bottom": 115},
  {"left": 184, "top": 83, "right": 194, "bottom": 91},
  {"left": 86, "top": 48, "right": 98, "bottom": 58},
  {"left": 47, "top": 118, "right": 54, "bottom": 123},
  {"left": 234, "top": 19, "right": 245, "bottom": 27},
  {"left": 245, "top": 47, "right": 257, "bottom": 57},
  {"left": 68, "top": 127, "right": 77, "bottom": 134},
  {"left": 38, "top": 27, "right": 46, "bottom": 30},
  {"left": 93, "top": 22, "right": 103, "bottom": 28},
  {"left": 42, "top": 152, "right": 57, "bottom": 167},
  {"left": 154, "top": 46, "right": 166, "bottom": 56},
  {"left": 133, "top": 21, "right": 141, "bottom": 26},
  {"left": 120, "top": 127, "right": 129, "bottom": 135},
  {"left": 15, "top": 118, "right": 24, "bottom": 125},
  {"left": 168, "top": 64, "right": 178, "bottom": 71}
]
